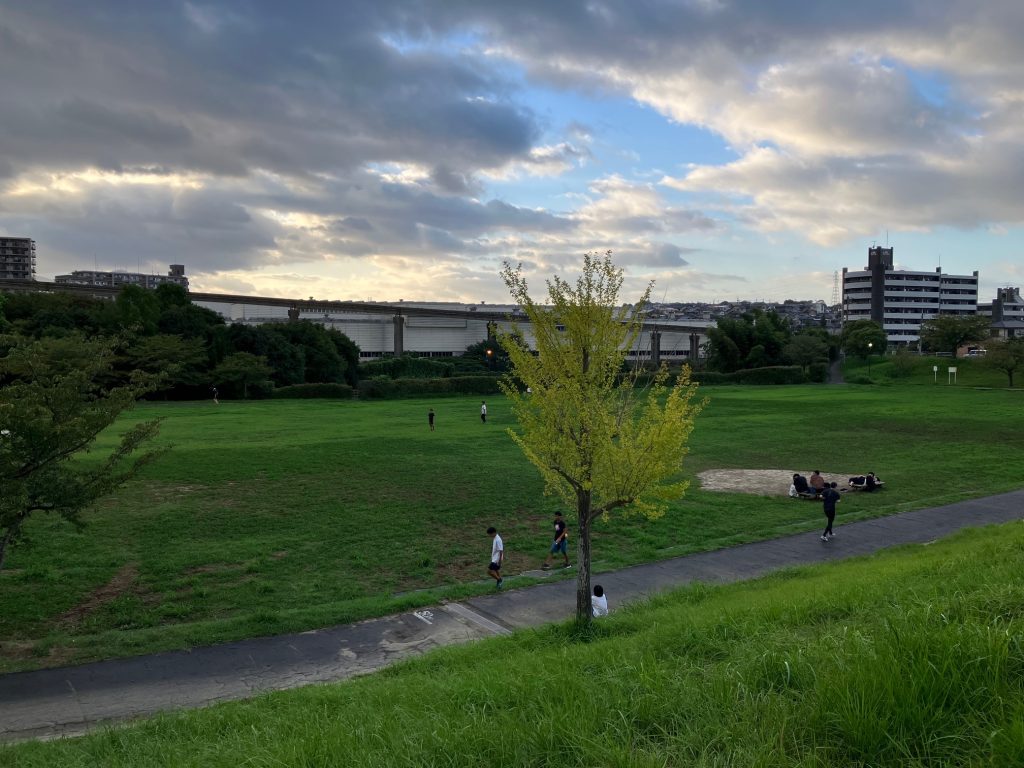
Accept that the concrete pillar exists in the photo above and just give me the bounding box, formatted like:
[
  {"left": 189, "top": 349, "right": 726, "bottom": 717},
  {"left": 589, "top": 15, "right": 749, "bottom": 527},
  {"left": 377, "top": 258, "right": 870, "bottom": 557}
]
[
  {"left": 650, "top": 330, "right": 661, "bottom": 367},
  {"left": 287, "top": 307, "right": 300, "bottom": 322},
  {"left": 393, "top": 314, "right": 405, "bottom": 356},
  {"left": 689, "top": 332, "right": 701, "bottom": 362}
]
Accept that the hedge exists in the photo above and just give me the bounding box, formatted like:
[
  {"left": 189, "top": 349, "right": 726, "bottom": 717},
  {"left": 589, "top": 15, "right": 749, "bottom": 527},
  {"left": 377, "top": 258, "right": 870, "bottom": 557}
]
[
  {"left": 690, "top": 365, "right": 811, "bottom": 385},
  {"left": 359, "top": 356, "right": 455, "bottom": 380},
  {"left": 272, "top": 383, "right": 354, "bottom": 399},
  {"left": 357, "top": 375, "right": 503, "bottom": 399}
]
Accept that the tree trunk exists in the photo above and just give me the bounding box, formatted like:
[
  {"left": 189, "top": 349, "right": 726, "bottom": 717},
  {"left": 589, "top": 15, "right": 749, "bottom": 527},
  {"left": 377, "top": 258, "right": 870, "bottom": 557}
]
[
  {"left": 575, "top": 490, "right": 593, "bottom": 627},
  {"left": 0, "top": 523, "right": 19, "bottom": 571}
]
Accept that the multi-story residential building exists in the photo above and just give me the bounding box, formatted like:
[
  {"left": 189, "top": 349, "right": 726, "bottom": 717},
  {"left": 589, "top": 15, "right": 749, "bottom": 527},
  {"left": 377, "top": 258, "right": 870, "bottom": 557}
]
[
  {"left": 842, "top": 246, "right": 978, "bottom": 346},
  {"left": 0, "top": 237, "right": 37, "bottom": 280},
  {"left": 979, "top": 287, "right": 1024, "bottom": 340},
  {"left": 55, "top": 264, "right": 189, "bottom": 290}
]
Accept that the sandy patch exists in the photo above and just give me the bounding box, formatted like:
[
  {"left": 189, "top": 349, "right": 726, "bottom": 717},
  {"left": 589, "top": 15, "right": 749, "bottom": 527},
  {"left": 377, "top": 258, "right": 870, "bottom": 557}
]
[{"left": 698, "top": 469, "right": 859, "bottom": 496}]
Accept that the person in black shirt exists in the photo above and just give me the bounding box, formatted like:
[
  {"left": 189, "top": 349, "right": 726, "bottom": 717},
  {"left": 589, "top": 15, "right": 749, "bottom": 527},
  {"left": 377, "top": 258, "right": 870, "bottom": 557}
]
[
  {"left": 428, "top": 408, "right": 435, "bottom": 431},
  {"left": 821, "top": 482, "right": 840, "bottom": 541},
  {"left": 541, "top": 511, "right": 570, "bottom": 570}
]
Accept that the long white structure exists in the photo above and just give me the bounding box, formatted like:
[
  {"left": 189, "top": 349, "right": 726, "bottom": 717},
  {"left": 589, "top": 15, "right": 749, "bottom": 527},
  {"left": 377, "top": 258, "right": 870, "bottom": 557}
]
[{"left": 195, "top": 299, "right": 713, "bottom": 361}]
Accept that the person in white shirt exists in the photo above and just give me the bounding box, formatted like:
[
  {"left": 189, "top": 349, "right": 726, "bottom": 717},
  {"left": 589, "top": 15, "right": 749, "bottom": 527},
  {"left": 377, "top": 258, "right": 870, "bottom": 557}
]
[
  {"left": 487, "top": 527, "right": 503, "bottom": 589},
  {"left": 592, "top": 584, "right": 608, "bottom": 617},
  {"left": 480, "top": 401, "right": 488, "bottom": 423}
]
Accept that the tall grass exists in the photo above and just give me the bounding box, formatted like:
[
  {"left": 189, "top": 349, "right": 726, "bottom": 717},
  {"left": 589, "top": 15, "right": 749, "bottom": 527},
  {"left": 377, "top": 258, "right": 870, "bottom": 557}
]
[{"left": 6, "top": 523, "right": 1023, "bottom": 766}]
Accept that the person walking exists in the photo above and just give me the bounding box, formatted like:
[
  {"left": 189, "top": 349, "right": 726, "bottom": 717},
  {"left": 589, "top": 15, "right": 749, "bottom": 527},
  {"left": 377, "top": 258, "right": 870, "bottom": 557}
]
[
  {"left": 480, "top": 401, "right": 487, "bottom": 423},
  {"left": 541, "top": 510, "right": 570, "bottom": 570},
  {"left": 428, "top": 408, "right": 435, "bottom": 431},
  {"left": 487, "top": 527, "right": 504, "bottom": 589},
  {"left": 211, "top": 386, "right": 219, "bottom": 405},
  {"left": 821, "top": 481, "right": 840, "bottom": 541}
]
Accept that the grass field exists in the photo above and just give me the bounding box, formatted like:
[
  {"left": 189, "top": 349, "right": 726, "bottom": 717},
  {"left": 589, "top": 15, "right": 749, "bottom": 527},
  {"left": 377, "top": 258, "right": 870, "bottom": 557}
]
[
  {"left": 5, "top": 521, "right": 1023, "bottom": 766},
  {"left": 1, "top": 382, "right": 1022, "bottom": 672}
]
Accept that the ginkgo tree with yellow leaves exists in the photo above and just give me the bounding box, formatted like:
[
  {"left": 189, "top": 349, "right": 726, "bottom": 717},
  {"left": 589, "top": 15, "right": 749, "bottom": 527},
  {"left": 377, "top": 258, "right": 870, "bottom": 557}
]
[{"left": 499, "top": 251, "right": 705, "bottom": 627}]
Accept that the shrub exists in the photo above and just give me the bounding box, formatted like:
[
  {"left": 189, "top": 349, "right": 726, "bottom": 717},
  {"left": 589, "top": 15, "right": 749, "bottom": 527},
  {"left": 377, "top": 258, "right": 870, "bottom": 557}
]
[
  {"left": 272, "top": 383, "right": 354, "bottom": 399},
  {"left": 807, "top": 362, "right": 830, "bottom": 383}
]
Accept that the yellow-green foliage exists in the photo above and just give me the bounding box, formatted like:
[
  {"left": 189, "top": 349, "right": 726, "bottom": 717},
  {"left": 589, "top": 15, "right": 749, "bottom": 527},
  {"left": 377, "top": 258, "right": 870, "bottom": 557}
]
[{"left": 499, "top": 251, "right": 705, "bottom": 520}]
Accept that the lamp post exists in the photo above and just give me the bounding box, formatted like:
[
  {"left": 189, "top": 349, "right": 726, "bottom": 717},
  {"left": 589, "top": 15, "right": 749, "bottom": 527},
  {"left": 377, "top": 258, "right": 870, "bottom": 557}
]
[{"left": 867, "top": 341, "right": 873, "bottom": 376}]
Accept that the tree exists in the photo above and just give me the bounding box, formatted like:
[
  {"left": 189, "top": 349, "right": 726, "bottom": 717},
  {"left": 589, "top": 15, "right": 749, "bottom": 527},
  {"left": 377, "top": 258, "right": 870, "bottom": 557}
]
[
  {"left": 0, "top": 337, "right": 163, "bottom": 569},
  {"left": 985, "top": 339, "right": 1024, "bottom": 387},
  {"left": 213, "top": 352, "right": 273, "bottom": 399},
  {"left": 706, "top": 309, "right": 791, "bottom": 372},
  {"left": 919, "top": 315, "right": 991, "bottom": 358},
  {"left": 121, "top": 335, "right": 210, "bottom": 395},
  {"left": 464, "top": 338, "right": 511, "bottom": 373},
  {"left": 841, "top": 319, "right": 887, "bottom": 359},
  {"left": 783, "top": 333, "right": 829, "bottom": 372},
  {"left": 228, "top": 325, "right": 306, "bottom": 387},
  {"left": 499, "top": 251, "right": 705, "bottom": 627},
  {"left": 115, "top": 285, "right": 161, "bottom": 335},
  {"left": 266, "top": 322, "right": 345, "bottom": 384}
]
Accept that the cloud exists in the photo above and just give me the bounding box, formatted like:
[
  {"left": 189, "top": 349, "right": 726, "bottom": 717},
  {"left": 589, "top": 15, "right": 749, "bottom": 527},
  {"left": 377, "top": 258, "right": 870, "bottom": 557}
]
[{"left": 3, "top": 1, "right": 1023, "bottom": 301}]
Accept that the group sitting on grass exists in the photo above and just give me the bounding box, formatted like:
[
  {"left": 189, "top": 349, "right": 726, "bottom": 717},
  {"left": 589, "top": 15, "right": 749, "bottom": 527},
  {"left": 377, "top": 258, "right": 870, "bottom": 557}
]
[
  {"left": 790, "top": 470, "right": 827, "bottom": 499},
  {"left": 791, "top": 470, "right": 884, "bottom": 499},
  {"left": 849, "top": 472, "right": 883, "bottom": 491}
]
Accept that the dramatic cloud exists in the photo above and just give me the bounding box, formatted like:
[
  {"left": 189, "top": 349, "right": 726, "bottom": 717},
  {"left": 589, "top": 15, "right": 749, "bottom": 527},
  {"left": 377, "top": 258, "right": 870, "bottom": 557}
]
[{"left": 1, "top": 1, "right": 1021, "bottom": 300}]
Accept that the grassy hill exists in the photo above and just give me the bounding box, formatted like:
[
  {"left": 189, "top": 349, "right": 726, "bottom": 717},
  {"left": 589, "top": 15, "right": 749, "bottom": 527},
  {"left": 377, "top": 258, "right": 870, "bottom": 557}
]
[
  {"left": 1, "top": 385, "right": 1022, "bottom": 672},
  {"left": 5, "top": 522, "right": 1023, "bottom": 766}
]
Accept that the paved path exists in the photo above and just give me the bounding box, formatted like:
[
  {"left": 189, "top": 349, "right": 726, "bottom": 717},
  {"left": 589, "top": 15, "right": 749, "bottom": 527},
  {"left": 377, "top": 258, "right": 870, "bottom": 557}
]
[
  {"left": 2, "top": 490, "right": 1023, "bottom": 742},
  {"left": 829, "top": 358, "right": 845, "bottom": 384}
]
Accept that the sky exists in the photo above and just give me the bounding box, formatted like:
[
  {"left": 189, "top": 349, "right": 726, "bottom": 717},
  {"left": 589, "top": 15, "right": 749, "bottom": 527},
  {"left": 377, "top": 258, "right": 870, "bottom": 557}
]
[{"left": 1, "top": 1, "right": 1023, "bottom": 304}]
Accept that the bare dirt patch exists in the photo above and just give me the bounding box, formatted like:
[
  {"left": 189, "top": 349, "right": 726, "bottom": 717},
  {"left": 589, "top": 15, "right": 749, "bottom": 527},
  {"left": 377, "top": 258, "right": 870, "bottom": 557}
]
[
  {"left": 57, "top": 563, "right": 140, "bottom": 628},
  {"left": 698, "top": 469, "right": 858, "bottom": 496}
]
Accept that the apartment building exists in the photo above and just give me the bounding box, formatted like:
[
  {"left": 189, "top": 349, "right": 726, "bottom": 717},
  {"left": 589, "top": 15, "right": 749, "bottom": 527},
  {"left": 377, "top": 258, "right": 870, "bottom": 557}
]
[
  {"left": 0, "top": 237, "right": 37, "bottom": 280},
  {"left": 842, "top": 246, "right": 978, "bottom": 345},
  {"left": 979, "top": 286, "right": 1024, "bottom": 340},
  {"left": 55, "top": 264, "right": 189, "bottom": 290}
]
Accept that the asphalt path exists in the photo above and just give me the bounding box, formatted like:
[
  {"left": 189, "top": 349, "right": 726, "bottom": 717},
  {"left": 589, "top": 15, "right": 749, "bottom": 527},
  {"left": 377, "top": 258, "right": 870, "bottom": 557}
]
[{"left": 2, "top": 489, "right": 1022, "bottom": 742}]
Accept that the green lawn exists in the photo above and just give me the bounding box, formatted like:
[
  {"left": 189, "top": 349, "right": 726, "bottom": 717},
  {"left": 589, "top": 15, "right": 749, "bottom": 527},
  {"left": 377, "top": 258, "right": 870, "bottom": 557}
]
[
  {"left": 1, "top": 384, "right": 1022, "bottom": 672},
  {"left": 6, "top": 522, "right": 1023, "bottom": 766}
]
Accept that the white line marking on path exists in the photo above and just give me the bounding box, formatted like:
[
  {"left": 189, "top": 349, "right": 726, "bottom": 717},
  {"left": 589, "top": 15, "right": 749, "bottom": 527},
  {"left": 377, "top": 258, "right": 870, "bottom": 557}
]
[
  {"left": 412, "top": 610, "right": 434, "bottom": 625},
  {"left": 444, "top": 603, "right": 512, "bottom": 636}
]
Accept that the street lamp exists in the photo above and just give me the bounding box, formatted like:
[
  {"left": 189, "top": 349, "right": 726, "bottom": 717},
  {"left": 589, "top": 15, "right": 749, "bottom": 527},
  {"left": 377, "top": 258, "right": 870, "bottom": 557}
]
[{"left": 867, "top": 341, "right": 873, "bottom": 376}]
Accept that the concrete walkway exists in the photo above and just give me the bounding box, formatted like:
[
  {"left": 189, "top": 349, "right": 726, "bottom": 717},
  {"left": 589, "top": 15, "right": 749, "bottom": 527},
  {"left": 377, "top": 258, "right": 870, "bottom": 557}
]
[
  {"left": 829, "top": 358, "right": 845, "bottom": 384},
  {"left": 2, "top": 489, "right": 1023, "bottom": 742}
]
